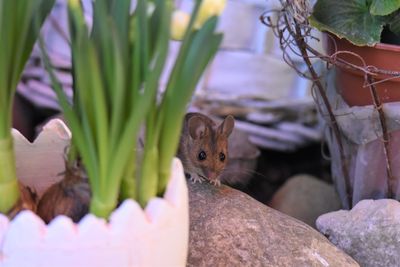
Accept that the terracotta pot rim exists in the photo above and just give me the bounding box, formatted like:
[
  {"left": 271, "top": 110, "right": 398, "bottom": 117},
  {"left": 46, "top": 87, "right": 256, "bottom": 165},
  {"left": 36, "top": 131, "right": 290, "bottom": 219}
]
[
  {"left": 325, "top": 33, "right": 400, "bottom": 53},
  {"left": 324, "top": 33, "right": 400, "bottom": 106},
  {"left": 374, "top": 42, "right": 400, "bottom": 52},
  {"left": 324, "top": 33, "right": 400, "bottom": 77}
]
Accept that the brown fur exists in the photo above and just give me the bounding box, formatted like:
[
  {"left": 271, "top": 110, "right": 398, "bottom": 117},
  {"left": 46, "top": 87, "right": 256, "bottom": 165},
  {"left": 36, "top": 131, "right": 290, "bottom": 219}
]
[{"left": 178, "top": 113, "right": 234, "bottom": 185}]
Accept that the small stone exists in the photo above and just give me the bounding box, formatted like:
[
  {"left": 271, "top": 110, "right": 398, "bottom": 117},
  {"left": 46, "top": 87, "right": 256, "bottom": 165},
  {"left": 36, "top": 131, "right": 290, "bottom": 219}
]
[
  {"left": 316, "top": 199, "right": 400, "bottom": 267},
  {"left": 188, "top": 182, "right": 359, "bottom": 266},
  {"left": 269, "top": 174, "right": 342, "bottom": 228}
]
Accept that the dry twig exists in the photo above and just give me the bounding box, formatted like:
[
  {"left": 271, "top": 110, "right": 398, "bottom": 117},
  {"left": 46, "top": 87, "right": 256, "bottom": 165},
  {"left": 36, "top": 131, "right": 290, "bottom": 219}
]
[{"left": 260, "top": 0, "right": 400, "bottom": 207}]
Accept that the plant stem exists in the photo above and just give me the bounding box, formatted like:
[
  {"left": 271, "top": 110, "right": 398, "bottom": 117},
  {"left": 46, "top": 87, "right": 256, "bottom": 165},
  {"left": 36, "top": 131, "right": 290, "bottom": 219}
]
[
  {"left": 367, "top": 75, "right": 395, "bottom": 198},
  {"left": 120, "top": 143, "right": 138, "bottom": 201},
  {"left": 290, "top": 21, "right": 352, "bottom": 208},
  {"left": 138, "top": 143, "right": 158, "bottom": 207},
  {"left": 89, "top": 195, "right": 116, "bottom": 219},
  {"left": 0, "top": 137, "right": 20, "bottom": 214},
  {"left": 138, "top": 108, "right": 159, "bottom": 206}
]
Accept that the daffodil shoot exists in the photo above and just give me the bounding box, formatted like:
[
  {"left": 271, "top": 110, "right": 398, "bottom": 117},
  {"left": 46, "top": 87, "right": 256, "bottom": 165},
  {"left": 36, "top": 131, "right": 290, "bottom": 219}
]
[
  {"left": 37, "top": 0, "right": 224, "bottom": 220},
  {"left": 0, "top": 0, "right": 55, "bottom": 216}
]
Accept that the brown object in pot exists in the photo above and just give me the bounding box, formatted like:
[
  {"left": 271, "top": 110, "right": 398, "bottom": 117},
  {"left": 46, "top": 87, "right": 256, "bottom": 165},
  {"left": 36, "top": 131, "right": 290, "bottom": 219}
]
[{"left": 37, "top": 167, "right": 91, "bottom": 223}]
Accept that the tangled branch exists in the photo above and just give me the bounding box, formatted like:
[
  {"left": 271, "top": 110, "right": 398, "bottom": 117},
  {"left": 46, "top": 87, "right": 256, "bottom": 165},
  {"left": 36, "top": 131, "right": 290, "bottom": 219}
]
[{"left": 260, "top": 0, "right": 400, "bottom": 205}]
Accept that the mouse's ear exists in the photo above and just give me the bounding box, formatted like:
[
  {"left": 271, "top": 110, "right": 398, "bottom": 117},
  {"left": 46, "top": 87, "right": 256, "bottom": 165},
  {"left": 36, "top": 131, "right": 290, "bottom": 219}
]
[
  {"left": 219, "top": 115, "right": 235, "bottom": 137},
  {"left": 188, "top": 116, "right": 208, "bottom": 139}
]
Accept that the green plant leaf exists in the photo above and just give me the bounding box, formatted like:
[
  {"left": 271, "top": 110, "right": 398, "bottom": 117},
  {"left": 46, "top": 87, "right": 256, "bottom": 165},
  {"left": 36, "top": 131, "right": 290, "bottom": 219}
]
[
  {"left": 0, "top": 0, "right": 55, "bottom": 213},
  {"left": 310, "top": 0, "right": 386, "bottom": 46},
  {"left": 47, "top": 0, "right": 223, "bottom": 216},
  {"left": 370, "top": 0, "right": 400, "bottom": 16},
  {"left": 157, "top": 17, "right": 222, "bottom": 194}
]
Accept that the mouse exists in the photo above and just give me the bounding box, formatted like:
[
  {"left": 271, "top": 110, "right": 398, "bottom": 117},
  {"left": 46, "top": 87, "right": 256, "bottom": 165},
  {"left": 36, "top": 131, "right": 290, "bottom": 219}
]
[{"left": 177, "top": 112, "right": 235, "bottom": 186}]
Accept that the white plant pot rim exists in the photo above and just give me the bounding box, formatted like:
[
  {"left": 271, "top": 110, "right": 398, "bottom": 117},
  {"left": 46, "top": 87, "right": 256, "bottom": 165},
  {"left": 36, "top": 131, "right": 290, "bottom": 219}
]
[{"left": 0, "top": 119, "right": 189, "bottom": 267}]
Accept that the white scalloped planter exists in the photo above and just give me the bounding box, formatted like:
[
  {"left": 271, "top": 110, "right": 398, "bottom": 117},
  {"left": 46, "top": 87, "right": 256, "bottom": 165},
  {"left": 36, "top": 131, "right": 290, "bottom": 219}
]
[{"left": 0, "top": 119, "right": 189, "bottom": 266}]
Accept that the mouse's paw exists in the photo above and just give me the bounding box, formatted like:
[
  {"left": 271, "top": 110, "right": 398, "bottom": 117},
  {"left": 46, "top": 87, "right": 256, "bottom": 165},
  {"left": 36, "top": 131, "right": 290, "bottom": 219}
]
[
  {"left": 187, "top": 173, "right": 206, "bottom": 184},
  {"left": 209, "top": 179, "right": 221, "bottom": 186}
]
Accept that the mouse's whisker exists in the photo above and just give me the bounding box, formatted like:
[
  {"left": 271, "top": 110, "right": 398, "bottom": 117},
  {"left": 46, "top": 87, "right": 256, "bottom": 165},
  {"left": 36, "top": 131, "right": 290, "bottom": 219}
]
[{"left": 222, "top": 167, "right": 265, "bottom": 178}]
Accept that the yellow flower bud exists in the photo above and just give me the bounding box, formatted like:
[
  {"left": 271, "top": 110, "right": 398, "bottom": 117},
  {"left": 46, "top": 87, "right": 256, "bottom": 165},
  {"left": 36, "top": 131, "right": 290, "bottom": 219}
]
[
  {"left": 171, "top": 10, "right": 190, "bottom": 41},
  {"left": 68, "top": 0, "right": 80, "bottom": 8},
  {"left": 195, "top": 0, "right": 226, "bottom": 28}
]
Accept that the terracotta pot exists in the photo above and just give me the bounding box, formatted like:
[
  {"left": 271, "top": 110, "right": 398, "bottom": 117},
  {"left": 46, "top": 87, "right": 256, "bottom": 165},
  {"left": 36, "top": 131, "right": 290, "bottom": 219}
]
[
  {"left": 324, "top": 34, "right": 400, "bottom": 106},
  {"left": 1, "top": 119, "right": 189, "bottom": 267}
]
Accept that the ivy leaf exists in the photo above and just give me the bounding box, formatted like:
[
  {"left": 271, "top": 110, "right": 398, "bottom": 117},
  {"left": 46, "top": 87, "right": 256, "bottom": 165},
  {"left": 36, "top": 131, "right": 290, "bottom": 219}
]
[
  {"left": 310, "top": 0, "right": 385, "bottom": 46},
  {"left": 370, "top": 0, "right": 400, "bottom": 16}
]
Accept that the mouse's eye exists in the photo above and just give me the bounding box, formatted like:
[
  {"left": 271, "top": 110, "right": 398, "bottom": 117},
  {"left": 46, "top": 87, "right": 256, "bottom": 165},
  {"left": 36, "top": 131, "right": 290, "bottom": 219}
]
[
  {"left": 219, "top": 152, "right": 226, "bottom": 162},
  {"left": 198, "top": 151, "right": 207, "bottom": 161}
]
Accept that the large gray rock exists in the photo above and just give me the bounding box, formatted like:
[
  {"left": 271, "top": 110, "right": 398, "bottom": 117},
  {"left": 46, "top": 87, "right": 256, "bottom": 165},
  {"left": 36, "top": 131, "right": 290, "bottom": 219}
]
[
  {"left": 188, "top": 181, "right": 358, "bottom": 267},
  {"left": 317, "top": 199, "right": 400, "bottom": 267},
  {"left": 270, "top": 174, "right": 342, "bottom": 228}
]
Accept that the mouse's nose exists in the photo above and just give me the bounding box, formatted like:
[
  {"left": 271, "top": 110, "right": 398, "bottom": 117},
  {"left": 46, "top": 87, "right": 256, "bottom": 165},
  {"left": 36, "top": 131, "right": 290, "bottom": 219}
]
[{"left": 205, "top": 170, "right": 218, "bottom": 180}]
